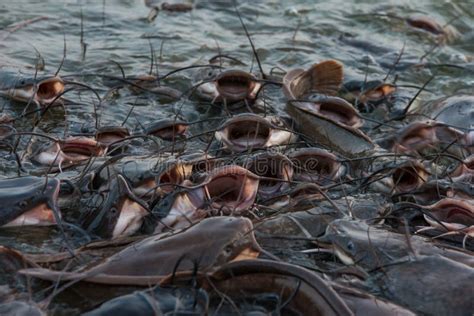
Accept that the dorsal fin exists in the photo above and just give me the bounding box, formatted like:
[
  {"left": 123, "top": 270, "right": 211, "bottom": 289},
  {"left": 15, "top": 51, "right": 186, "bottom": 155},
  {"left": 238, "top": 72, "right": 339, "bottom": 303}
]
[{"left": 291, "top": 60, "right": 344, "bottom": 98}]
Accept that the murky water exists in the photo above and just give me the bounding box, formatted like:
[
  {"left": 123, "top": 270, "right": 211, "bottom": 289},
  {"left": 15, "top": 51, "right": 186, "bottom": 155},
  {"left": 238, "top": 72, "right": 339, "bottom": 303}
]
[{"left": 0, "top": 0, "right": 473, "bottom": 314}]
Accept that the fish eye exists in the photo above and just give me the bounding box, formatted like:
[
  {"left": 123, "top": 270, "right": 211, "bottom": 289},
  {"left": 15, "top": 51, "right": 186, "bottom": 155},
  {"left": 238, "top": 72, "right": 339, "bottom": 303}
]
[
  {"left": 110, "top": 207, "right": 118, "bottom": 214},
  {"left": 19, "top": 201, "right": 28, "bottom": 208},
  {"left": 224, "top": 245, "right": 233, "bottom": 254},
  {"left": 346, "top": 240, "right": 355, "bottom": 251}
]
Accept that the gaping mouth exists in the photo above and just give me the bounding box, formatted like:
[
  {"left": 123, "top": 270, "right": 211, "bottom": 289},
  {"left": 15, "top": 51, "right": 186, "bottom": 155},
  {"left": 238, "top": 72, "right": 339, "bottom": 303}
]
[
  {"left": 96, "top": 127, "right": 130, "bottom": 146},
  {"left": 228, "top": 121, "right": 271, "bottom": 149},
  {"left": 59, "top": 138, "right": 105, "bottom": 159},
  {"left": 394, "top": 123, "right": 437, "bottom": 152},
  {"left": 361, "top": 84, "right": 396, "bottom": 102},
  {"left": 204, "top": 166, "right": 259, "bottom": 213},
  {"left": 145, "top": 119, "right": 188, "bottom": 141},
  {"left": 36, "top": 77, "right": 65, "bottom": 103},
  {"left": 246, "top": 154, "right": 293, "bottom": 194},
  {"left": 230, "top": 247, "right": 260, "bottom": 262},
  {"left": 310, "top": 97, "right": 362, "bottom": 127},
  {"left": 215, "top": 70, "right": 257, "bottom": 101},
  {"left": 430, "top": 199, "right": 474, "bottom": 226},
  {"left": 392, "top": 162, "right": 427, "bottom": 192},
  {"left": 290, "top": 148, "right": 342, "bottom": 184},
  {"left": 158, "top": 163, "right": 192, "bottom": 192}
]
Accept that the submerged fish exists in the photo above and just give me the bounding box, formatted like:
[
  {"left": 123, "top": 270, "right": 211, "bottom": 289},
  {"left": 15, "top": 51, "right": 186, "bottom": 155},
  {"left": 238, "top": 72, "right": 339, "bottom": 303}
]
[{"left": 0, "top": 177, "right": 60, "bottom": 227}]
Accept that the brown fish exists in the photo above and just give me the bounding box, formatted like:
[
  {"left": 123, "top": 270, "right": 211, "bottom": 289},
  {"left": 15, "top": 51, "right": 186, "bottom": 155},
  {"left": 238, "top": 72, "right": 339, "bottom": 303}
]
[{"left": 20, "top": 216, "right": 262, "bottom": 285}]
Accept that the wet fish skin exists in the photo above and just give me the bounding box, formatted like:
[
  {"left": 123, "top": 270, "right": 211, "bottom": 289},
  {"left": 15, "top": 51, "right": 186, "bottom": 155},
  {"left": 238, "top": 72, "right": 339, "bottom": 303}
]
[{"left": 0, "top": 177, "right": 60, "bottom": 227}]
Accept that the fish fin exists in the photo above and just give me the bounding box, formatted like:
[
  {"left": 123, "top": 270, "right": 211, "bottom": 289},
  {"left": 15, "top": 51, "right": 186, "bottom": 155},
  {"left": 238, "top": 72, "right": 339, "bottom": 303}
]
[
  {"left": 18, "top": 268, "right": 83, "bottom": 282},
  {"left": 292, "top": 60, "right": 344, "bottom": 98}
]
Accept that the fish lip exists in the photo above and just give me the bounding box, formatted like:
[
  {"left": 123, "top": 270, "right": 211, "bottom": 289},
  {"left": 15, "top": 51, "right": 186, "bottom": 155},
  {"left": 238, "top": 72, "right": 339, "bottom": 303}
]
[
  {"left": 289, "top": 147, "right": 344, "bottom": 183},
  {"left": 215, "top": 114, "right": 274, "bottom": 152},
  {"left": 392, "top": 160, "right": 429, "bottom": 193},
  {"left": 294, "top": 96, "right": 362, "bottom": 128},
  {"left": 36, "top": 137, "right": 106, "bottom": 168},
  {"left": 450, "top": 155, "right": 474, "bottom": 179},
  {"left": 244, "top": 152, "right": 293, "bottom": 197},
  {"left": 406, "top": 15, "right": 444, "bottom": 35},
  {"left": 392, "top": 121, "right": 437, "bottom": 153},
  {"left": 427, "top": 198, "right": 474, "bottom": 229},
  {"left": 35, "top": 76, "right": 64, "bottom": 104},
  {"left": 202, "top": 165, "right": 259, "bottom": 213},
  {"left": 145, "top": 119, "right": 189, "bottom": 140},
  {"left": 0, "top": 177, "right": 61, "bottom": 227},
  {"left": 215, "top": 70, "right": 259, "bottom": 101},
  {"left": 95, "top": 126, "right": 130, "bottom": 146}
]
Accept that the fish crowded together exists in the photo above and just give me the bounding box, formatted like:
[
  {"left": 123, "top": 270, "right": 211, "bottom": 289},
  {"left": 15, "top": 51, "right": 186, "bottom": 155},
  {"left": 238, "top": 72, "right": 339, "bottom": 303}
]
[{"left": 0, "top": 0, "right": 473, "bottom": 315}]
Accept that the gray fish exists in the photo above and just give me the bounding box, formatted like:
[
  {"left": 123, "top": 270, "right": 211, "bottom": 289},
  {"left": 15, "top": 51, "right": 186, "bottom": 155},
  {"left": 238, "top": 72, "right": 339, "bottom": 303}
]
[
  {"left": 0, "top": 177, "right": 60, "bottom": 227},
  {"left": 19, "top": 216, "right": 262, "bottom": 285}
]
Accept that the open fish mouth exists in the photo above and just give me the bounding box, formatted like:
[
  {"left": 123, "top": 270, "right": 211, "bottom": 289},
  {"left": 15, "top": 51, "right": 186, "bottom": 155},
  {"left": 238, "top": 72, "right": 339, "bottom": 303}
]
[
  {"left": 392, "top": 161, "right": 428, "bottom": 193},
  {"left": 297, "top": 96, "right": 362, "bottom": 128},
  {"left": 390, "top": 121, "right": 468, "bottom": 154},
  {"left": 3, "top": 76, "right": 65, "bottom": 105},
  {"left": 360, "top": 83, "right": 397, "bottom": 103},
  {"left": 203, "top": 166, "right": 259, "bottom": 214},
  {"left": 215, "top": 70, "right": 259, "bottom": 101},
  {"left": 36, "top": 137, "right": 106, "bottom": 168},
  {"left": 425, "top": 198, "right": 474, "bottom": 230},
  {"left": 145, "top": 119, "right": 189, "bottom": 140},
  {"left": 289, "top": 148, "right": 344, "bottom": 184},
  {"left": 36, "top": 77, "right": 65, "bottom": 103},
  {"left": 216, "top": 115, "right": 272, "bottom": 151},
  {"left": 450, "top": 155, "right": 474, "bottom": 180},
  {"left": 245, "top": 153, "right": 293, "bottom": 197},
  {"left": 95, "top": 126, "right": 130, "bottom": 146}
]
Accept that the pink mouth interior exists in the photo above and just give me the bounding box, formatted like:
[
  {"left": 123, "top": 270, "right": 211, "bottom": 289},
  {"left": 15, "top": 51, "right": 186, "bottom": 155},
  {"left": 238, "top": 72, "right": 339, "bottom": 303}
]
[
  {"left": 37, "top": 80, "right": 64, "bottom": 101},
  {"left": 60, "top": 141, "right": 100, "bottom": 158},
  {"left": 313, "top": 102, "right": 359, "bottom": 127},
  {"left": 207, "top": 174, "right": 252, "bottom": 209},
  {"left": 441, "top": 204, "right": 474, "bottom": 225}
]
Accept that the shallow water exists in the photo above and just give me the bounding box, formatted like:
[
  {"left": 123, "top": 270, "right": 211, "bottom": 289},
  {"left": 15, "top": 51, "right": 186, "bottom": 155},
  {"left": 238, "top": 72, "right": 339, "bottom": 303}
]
[{"left": 0, "top": 0, "right": 473, "bottom": 314}]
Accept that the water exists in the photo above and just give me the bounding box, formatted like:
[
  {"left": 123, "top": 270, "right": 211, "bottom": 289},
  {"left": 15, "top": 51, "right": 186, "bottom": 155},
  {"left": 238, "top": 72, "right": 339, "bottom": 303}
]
[{"left": 0, "top": 0, "right": 473, "bottom": 314}]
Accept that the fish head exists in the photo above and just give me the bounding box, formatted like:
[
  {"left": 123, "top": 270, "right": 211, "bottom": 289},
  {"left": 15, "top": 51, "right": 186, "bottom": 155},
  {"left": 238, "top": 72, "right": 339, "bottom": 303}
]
[
  {"left": 426, "top": 198, "right": 474, "bottom": 231},
  {"left": 303, "top": 95, "right": 363, "bottom": 128},
  {"left": 317, "top": 220, "right": 371, "bottom": 265},
  {"left": 4, "top": 76, "right": 64, "bottom": 105},
  {"left": 215, "top": 114, "right": 273, "bottom": 152},
  {"left": 392, "top": 160, "right": 428, "bottom": 193},
  {"left": 0, "top": 177, "right": 60, "bottom": 227},
  {"left": 203, "top": 166, "right": 259, "bottom": 214},
  {"left": 215, "top": 70, "right": 260, "bottom": 102},
  {"left": 36, "top": 137, "right": 106, "bottom": 168},
  {"left": 85, "top": 175, "right": 148, "bottom": 239},
  {"left": 289, "top": 148, "right": 344, "bottom": 184},
  {"left": 145, "top": 119, "right": 188, "bottom": 141},
  {"left": 95, "top": 126, "right": 130, "bottom": 147},
  {"left": 245, "top": 152, "right": 293, "bottom": 197},
  {"left": 206, "top": 217, "right": 261, "bottom": 265}
]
